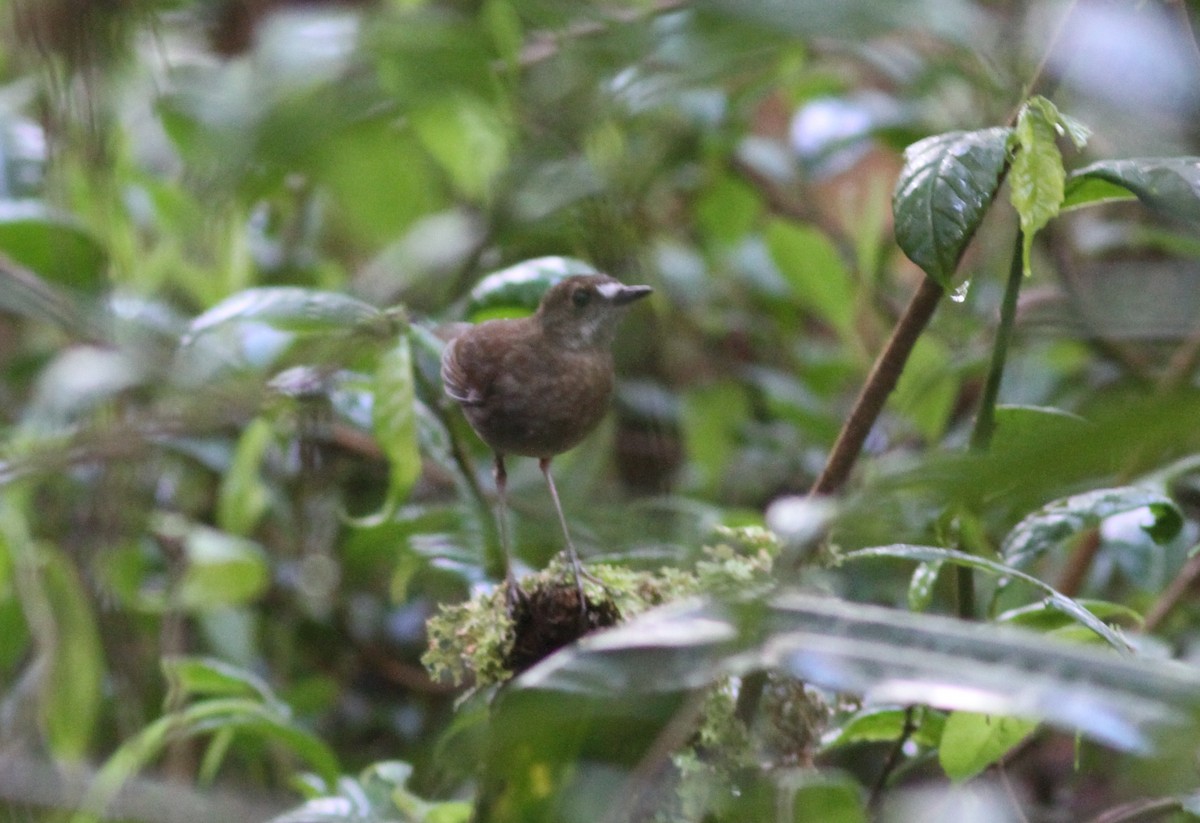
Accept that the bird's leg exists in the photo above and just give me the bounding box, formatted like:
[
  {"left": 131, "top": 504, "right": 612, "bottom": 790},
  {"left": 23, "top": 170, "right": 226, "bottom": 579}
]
[
  {"left": 493, "top": 454, "right": 524, "bottom": 609},
  {"left": 538, "top": 457, "right": 594, "bottom": 610}
]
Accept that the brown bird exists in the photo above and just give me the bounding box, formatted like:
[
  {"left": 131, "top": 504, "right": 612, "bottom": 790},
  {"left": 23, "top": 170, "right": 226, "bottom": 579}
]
[{"left": 441, "top": 273, "right": 653, "bottom": 600}]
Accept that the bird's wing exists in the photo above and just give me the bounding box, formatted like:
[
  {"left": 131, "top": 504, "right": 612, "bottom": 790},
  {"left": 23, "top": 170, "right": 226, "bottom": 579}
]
[{"left": 440, "top": 335, "right": 485, "bottom": 406}]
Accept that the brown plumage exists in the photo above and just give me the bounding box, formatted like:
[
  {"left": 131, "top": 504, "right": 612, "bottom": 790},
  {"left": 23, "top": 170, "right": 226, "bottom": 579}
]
[{"left": 441, "top": 273, "right": 653, "bottom": 599}]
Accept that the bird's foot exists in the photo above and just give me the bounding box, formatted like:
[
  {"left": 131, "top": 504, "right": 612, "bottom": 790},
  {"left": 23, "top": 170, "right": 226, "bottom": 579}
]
[
  {"left": 562, "top": 552, "right": 615, "bottom": 626},
  {"left": 503, "top": 569, "right": 528, "bottom": 614}
]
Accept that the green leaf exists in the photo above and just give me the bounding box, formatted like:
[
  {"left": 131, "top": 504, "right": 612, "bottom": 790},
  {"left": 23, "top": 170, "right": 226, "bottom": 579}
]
[
  {"left": 1001, "top": 486, "right": 1183, "bottom": 569},
  {"left": 318, "top": 120, "right": 446, "bottom": 246},
  {"left": 412, "top": 94, "right": 509, "bottom": 200},
  {"left": 350, "top": 335, "right": 420, "bottom": 527},
  {"left": 0, "top": 497, "right": 103, "bottom": 761},
  {"left": 268, "top": 760, "right": 470, "bottom": 823},
  {"left": 39, "top": 546, "right": 105, "bottom": 761},
  {"left": 1009, "top": 97, "right": 1072, "bottom": 276},
  {"left": 155, "top": 515, "right": 269, "bottom": 611},
  {"left": 695, "top": 175, "right": 762, "bottom": 246},
  {"left": 183, "top": 287, "right": 386, "bottom": 343},
  {"left": 80, "top": 697, "right": 340, "bottom": 820},
  {"left": 892, "top": 127, "right": 1011, "bottom": 285},
  {"left": 24, "top": 346, "right": 143, "bottom": 429},
  {"left": 908, "top": 561, "right": 943, "bottom": 612},
  {"left": 1061, "top": 175, "right": 1138, "bottom": 212},
  {"left": 844, "top": 545, "right": 1128, "bottom": 650},
  {"left": 467, "top": 256, "right": 601, "bottom": 317},
  {"left": 216, "top": 416, "right": 275, "bottom": 536},
  {"left": 0, "top": 254, "right": 90, "bottom": 332},
  {"left": 997, "top": 599, "right": 1143, "bottom": 632},
  {"left": 375, "top": 335, "right": 419, "bottom": 502},
  {"left": 681, "top": 380, "right": 752, "bottom": 496},
  {"left": 784, "top": 771, "right": 867, "bottom": 823},
  {"left": 939, "top": 711, "right": 1038, "bottom": 781},
  {"left": 822, "top": 706, "right": 945, "bottom": 750},
  {"left": 515, "top": 591, "right": 1200, "bottom": 754},
  {"left": 890, "top": 335, "right": 959, "bottom": 441},
  {"left": 162, "top": 656, "right": 284, "bottom": 711},
  {"left": 482, "top": 0, "right": 523, "bottom": 67},
  {"left": 991, "top": 404, "right": 1088, "bottom": 452},
  {"left": 0, "top": 201, "right": 108, "bottom": 292},
  {"left": 1066, "top": 157, "right": 1200, "bottom": 223},
  {"left": 765, "top": 219, "right": 855, "bottom": 335}
]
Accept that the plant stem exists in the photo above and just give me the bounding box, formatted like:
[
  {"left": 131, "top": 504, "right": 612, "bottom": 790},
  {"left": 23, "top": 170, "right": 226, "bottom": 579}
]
[
  {"left": 868, "top": 706, "right": 917, "bottom": 810},
  {"left": 955, "top": 564, "right": 976, "bottom": 621},
  {"left": 956, "top": 231, "right": 1024, "bottom": 618},
  {"left": 970, "top": 230, "right": 1025, "bottom": 452},
  {"left": 809, "top": 276, "right": 945, "bottom": 495}
]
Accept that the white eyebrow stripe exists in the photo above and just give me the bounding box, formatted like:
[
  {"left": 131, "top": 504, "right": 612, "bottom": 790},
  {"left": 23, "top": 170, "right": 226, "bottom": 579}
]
[{"left": 596, "top": 282, "right": 622, "bottom": 299}]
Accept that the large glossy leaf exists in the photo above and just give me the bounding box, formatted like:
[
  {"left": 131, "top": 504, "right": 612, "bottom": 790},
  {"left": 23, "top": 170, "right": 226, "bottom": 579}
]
[
  {"left": 852, "top": 393, "right": 1200, "bottom": 534},
  {"left": 892, "top": 127, "right": 1011, "bottom": 286},
  {"left": 1001, "top": 486, "right": 1183, "bottom": 568},
  {"left": 183, "top": 287, "right": 386, "bottom": 343},
  {"left": 412, "top": 94, "right": 510, "bottom": 201},
  {"left": 466, "top": 256, "right": 600, "bottom": 318},
  {"left": 843, "top": 544, "right": 1128, "bottom": 649},
  {"left": 938, "top": 711, "right": 1037, "bottom": 782},
  {"left": 515, "top": 591, "right": 1200, "bottom": 753},
  {"left": 1065, "top": 157, "right": 1200, "bottom": 222},
  {"left": 0, "top": 201, "right": 107, "bottom": 292},
  {"left": 23, "top": 346, "right": 144, "bottom": 430},
  {"left": 0, "top": 254, "right": 91, "bottom": 332}
]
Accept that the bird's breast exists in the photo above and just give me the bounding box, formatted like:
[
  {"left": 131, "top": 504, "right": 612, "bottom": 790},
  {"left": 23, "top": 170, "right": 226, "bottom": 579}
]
[{"left": 464, "top": 342, "right": 615, "bottom": 458}]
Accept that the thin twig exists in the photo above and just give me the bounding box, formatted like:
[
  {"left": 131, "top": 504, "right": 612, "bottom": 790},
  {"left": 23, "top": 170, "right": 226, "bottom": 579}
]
[
  {"left": 1085, "top": 796, "right": 1186, "bottom": 823},
  {"left": 516, "top": 0, "right": 690, "bottom": 68},
  {"left": 996, "top": 760, "right": 1031, "bottom": 823},
  {"left": 970, "top": 231, "right": 1026, "bottom": 452},
  {"left": 1143, "top": 549, "right": 1200, "bottom": 633},
  {"left": 1158, "top": 327, "right": 1200, "bottom": 392},
  {"left": 868, "top": 706, "right": 917, "bottom": 810},
  {"left": 1164, "top": 0, "right": 1200, "bottom": 71},
  {"left": 601, "top": 691, "right": 709, "bottom": 823}
]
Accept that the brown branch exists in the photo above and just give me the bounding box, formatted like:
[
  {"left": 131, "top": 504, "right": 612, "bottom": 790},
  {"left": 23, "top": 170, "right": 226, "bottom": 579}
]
[
  {"left": 1086, "top": 796, "right": 1187, "bottom": 823},
  {"left": 1159, "top": 327, "right": 1200, "bottom": 392},
  {"left": 1143, "top": 551, "right": 1200, "bottom": 633},
  {"left": 1055, "top": 526, "right": 1101, "bottom": 597},
  {"left": 809, "top": 276, "right": 944, "bottom": 496},
  {"left": 515, "top": 0, "right": 690, "bottom": 68}
]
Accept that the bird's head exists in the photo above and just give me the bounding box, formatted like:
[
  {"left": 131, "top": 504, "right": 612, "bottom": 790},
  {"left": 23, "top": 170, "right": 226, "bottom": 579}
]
[{"left": 536, "top": 274, "right": 653, "bottom": 349}]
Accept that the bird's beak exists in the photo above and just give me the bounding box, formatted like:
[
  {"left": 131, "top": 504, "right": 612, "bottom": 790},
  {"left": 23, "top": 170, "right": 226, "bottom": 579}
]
[{"left": 600, "top": 283, "right": 654, "bottom": 305}]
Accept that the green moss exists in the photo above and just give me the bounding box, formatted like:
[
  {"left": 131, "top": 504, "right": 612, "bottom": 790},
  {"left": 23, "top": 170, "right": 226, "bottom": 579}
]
[{"left": 421, "top": 526, "right": 782, "bottom": 688}]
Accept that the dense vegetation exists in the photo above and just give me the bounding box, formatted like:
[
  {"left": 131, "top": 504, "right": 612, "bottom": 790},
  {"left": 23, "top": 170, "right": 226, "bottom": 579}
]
[{"left": 3, "top": 0, "right": 1200, "bottom": 820}]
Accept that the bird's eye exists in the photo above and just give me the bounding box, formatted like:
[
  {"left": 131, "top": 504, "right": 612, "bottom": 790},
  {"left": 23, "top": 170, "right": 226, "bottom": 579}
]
[{"left": 572, "top": 288, "right": 592, "bottom": 308}]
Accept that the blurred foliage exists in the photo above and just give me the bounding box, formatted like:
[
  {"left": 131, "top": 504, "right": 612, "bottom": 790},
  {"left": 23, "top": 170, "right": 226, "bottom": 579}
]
[{"left": 2, "top": 0, "right": 1200, "bottom": 821}]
